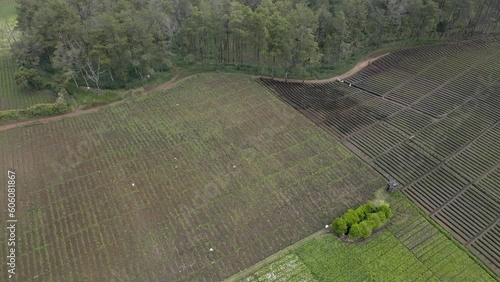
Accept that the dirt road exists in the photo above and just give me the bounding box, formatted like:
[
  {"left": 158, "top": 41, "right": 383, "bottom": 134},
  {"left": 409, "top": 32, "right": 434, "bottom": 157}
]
[
  {"left": 0, "top": 53, "right": 387, "bottom": 132},
  {"left": 255, "top": 53, "right": 389, "bottom": 84},
  {"left": 0, "top": 74, "right": 179, "bottom": 132}
]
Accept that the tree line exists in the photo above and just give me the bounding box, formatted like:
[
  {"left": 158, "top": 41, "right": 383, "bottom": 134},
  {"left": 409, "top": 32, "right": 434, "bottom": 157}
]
[{"left": 11, "top": 0, "right": 500, "bottom": 90}]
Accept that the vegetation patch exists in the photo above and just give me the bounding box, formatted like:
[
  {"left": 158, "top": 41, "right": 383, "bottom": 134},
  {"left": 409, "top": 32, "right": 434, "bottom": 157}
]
[
  {"left": 66, "top": 85, "right": 122, "bottom": 109},
  {"left": 0, "top": 102, "right": 69, "bottom": 124},
  {"left": 332, "top": 201, "right": 392, "bottom": 239},
  {"left": 0, "top": 109, "right": 20, "bottom": 123},
  {"left": 20, "top": 103, "right": 69, "bottom": 117}
]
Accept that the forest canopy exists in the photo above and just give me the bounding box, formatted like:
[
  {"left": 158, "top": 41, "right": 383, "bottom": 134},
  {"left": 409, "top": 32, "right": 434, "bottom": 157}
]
[{"left": 10, "top": 0, "right": 500, "bottom": 89}]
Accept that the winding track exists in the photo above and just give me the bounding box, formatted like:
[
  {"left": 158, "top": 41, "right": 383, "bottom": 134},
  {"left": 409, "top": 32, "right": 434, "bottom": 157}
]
[
  {"left": 0, "top": 54, "right": 388, "bottom": 132},
  {"left": 255, "top": 53, "right": 389, "bottom": 84},
  {"left": 0, "top": 74, "right": 180, "bottom": 132}
]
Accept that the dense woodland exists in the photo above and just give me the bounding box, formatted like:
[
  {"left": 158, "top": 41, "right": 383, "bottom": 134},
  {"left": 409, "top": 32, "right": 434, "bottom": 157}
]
[{"left": 8, "top": 0, "right": 500, "bottom": 89}]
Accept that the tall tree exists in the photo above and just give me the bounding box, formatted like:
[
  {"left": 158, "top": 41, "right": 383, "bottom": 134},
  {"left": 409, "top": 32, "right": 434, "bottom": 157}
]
[
  {"left": 257, "top": 0, "right": 288, "bottom": 78},
  {"left": 229, "top": 1, "right": 253, "bottom": 68}
]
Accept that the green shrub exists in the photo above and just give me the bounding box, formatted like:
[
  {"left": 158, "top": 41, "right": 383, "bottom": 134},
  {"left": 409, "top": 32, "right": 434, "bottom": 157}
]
[
  {"left": 0, "top": 102, "right": 70, "bottom": 125},
  {"left": 366, "top": 211, "right": 387, "bottom": 229},
  {"left": 343, "top": 209, "right": 361, "bottom": 227},
  {"left": 332, "top": 201, "right": 393, "bottom": 240},
  {"left": 15, "top": 68, "right": 44, "bottom": 90},
  {"left": 332, "top": 217, "right": 348, "bottom": 235},
  {"left": 21, "top": 103, "right": 69, "bottom": 117},
  {"left": 359, "top": 221, "right": 373, "bottom": 238},
  {"left": 0, "top": 110, "right": 21, "bottom": 123},
  {"left": 365, "top": 201, "right": 378, "bottom": 213},
  {"left": 56, "top": 88, "right": 70, "bottom": 104},
  {"left": 80, "top": 91, "right": 121, "bottom": 109},
  {"left": 354, "top": 204, "right": 371, "bottom": 220},
  {"left": 349, "top": 223, "right": 363, "bottom": 239},
  {"left": 380, "top": 204, "right": 393, "bottom": 219}
]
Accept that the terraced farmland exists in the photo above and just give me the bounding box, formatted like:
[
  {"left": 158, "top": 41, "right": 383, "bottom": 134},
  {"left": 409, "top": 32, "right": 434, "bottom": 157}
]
[
  {"left": 0, "top": 73, "right": 386, "bottom": 281},
  {"left": 260, "top": 37, "right": 500, "bottom": 275}
]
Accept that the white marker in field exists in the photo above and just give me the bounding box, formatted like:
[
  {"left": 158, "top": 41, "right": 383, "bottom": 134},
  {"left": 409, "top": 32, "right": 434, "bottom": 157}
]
[
  {"left": 132, "top": 183, "right": 135, "bottom": 187},
  {"left": 209, "top": 248, "right": 214, "bottom": 252}
]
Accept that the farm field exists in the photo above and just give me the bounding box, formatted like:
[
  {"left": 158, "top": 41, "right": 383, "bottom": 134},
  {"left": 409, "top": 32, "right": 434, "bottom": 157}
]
[
  {"left": 0, "top": 73, "right": 386, "bottom": 281},
  {"left": 239, "top": 192, "right": 496, "bottom": 281},
  {"left": 260, "top": 37, "right": 500, "bottom": 275},
  {"left": 0, "top": 0, "right": 55, "bottom": 110}
]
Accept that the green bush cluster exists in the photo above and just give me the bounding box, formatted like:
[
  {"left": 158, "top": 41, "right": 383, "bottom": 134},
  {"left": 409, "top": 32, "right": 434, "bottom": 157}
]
[
  {"left": 0, "top": 102, "right": 70, "bottom": 124},
  {"left": 332, "top": 201, "right": 392, "bottom": 239},
  {"left": 79, "top": 92, "right": 122, "bottom": 109},
  {"left": 0, "top": 110, "right": 21, "bottom": 123},
  {"left": 15, "top": 68, "right": 45, "bottom": 90},
  {"left": 21, "top": 103, "right": 69, "bottom": 117}
]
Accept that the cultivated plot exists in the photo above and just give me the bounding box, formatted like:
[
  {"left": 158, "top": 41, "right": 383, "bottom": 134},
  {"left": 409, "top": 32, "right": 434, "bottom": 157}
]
[
  {"left": 260, "top": 37, "right": 500, "bottom": 275},
  {"left": 239, "top": 193, "right": 495, "bottom": 281},
  {"left": 0, "top": 73, "right": 385, "bottom": 281}
]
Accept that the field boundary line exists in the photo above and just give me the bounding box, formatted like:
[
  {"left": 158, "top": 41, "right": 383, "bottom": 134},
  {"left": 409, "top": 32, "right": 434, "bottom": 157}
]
[{"left": 223, "top": 229, "right": 327, "bottom": 282}]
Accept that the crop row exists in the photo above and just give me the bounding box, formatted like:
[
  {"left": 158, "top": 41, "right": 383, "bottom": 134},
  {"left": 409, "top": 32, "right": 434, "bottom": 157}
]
[
  {"left": 434, "top": 185, "right": 498, "bottom": 243},
  {"left": 374, "top": 141, "right": 439, "bottom": 185},
  {"left": 405, "top": 165, "right": 468, "bottom": 213},
  {"left": 386, "top": 195, "right": 494, "bottom": 281},
  {"left": 469, "top": 168, "right": 500, "bottom": 272},
  {"left": 348, "top": 40, "right": 500, "bottom": 120},
  {"left": 260, "top": 79, "right": 405, "bottom": 138},
  {"left": 446, "top": 123, "right": 500, "bottom": 182},
  {"left": 243, "top": 253, "right": 316, "bottom": 282},
  {"left": 386, "top": 109, "right": 433, "bottom": 135},
  {"left": 258, "top": 80, "right": 352, "bottom": 109},
  {"left": 470, "top": 222, "right": 500, "bottom": 272},
  {"left": 347, "top": 37, "right": 500, "bottom": 85},
  {"left": 349, "top": 123, "right": 407, "bottom": 158},
  {"left": 412, "top": 49, "right": 500, "bottom": 117}
]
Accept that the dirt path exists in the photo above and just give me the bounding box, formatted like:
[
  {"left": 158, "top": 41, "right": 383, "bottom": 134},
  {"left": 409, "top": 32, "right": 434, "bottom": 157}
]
[
  {"left": 144, "top": 73, "right": 180, "bottom": 92},
  {"left": 224, "top": 229, "right": 328, "bottom": 282},
  {"left": 255, "top": 53, "right": 389, "bottom": 84},
  {"left": 0, "top": 53, "right": 387, "bottom": 132},
  {"left": 0, "top": 74, "right": 180, "bottom": 132}
]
